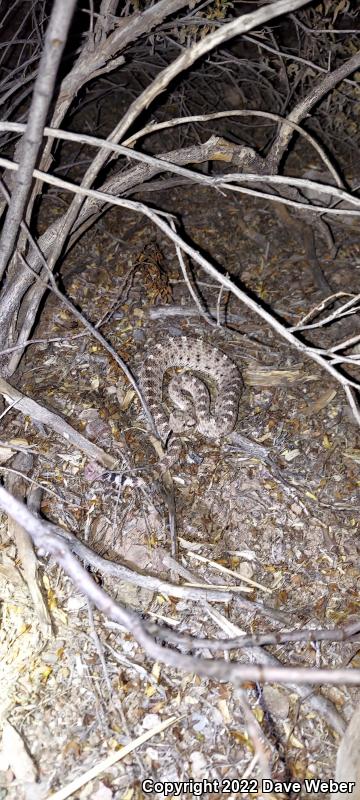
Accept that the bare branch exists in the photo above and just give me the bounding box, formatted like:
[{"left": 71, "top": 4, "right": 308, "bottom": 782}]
[
  {"left": 21, "top": 0, "right": 311, "bottom": 354},
  {"left": 0, "top": 0, "right": 78, "bottom": 279},
  {"left": 1, "top": 155, "right": 359, "bottom": 416},
  {"left": 0, "top": 377, "right": 117, "bottom": 470},
  {"left": 269, "top": 49, "right": 360, "bottom": 168},
  {"left": 1, "top": 485, "right": 360, "bottom": 688}
]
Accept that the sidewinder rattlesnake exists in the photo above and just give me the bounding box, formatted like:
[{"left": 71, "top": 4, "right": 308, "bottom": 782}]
[{"left": 140, "top": 336, "right": 242, "bottom": 462}]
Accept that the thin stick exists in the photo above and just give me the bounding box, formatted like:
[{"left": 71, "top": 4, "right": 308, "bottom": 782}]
[
  {"left": 1, "top": 158, "right": 359, "bottom": 411},
  {"left": 1, "top": 485, "right": 359, "bottom": 687},
  {"left": 48, "top": 715, "right": 182, "bottom": 800}
]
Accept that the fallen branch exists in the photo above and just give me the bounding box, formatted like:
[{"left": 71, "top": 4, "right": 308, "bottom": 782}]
[
  {"left": 1, "top": 485, "right": 359, "bottom": 691},
  {"left": 1, "top": 161, "right": 358, "bottom": 419},
  {"left": 0, "top": 377, "right": 116, "bottom": 470}
]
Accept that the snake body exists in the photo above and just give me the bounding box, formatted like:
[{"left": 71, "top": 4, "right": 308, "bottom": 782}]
[{"left": 140, "top": 336, "right": 242, "bottom": 453}]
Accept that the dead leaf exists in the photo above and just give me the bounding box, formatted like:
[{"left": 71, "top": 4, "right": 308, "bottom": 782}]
[
  {"left": 302, "top": 388, "right": 337, "bottom": 415},
  {"left": 0, "top": 439, "right": 32, "bottom": 463},
  {"left": 0, "top": 447, "right": 16, "bottom": 463},
  {"left": 218, "top": 698, "right": 231, "bottom": 723},
  {"left": 116, "top": 386, "right": 135, "bottom": 410}
]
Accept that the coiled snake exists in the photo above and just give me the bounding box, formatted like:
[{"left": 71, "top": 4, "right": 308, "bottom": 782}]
[{"left": 140, "top": 336, "right": 242, "bottom": 465}]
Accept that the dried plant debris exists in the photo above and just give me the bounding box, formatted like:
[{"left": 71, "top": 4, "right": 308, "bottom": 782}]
[{"left": 1, "top": 179, "right": 359, "bottom": 798}]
